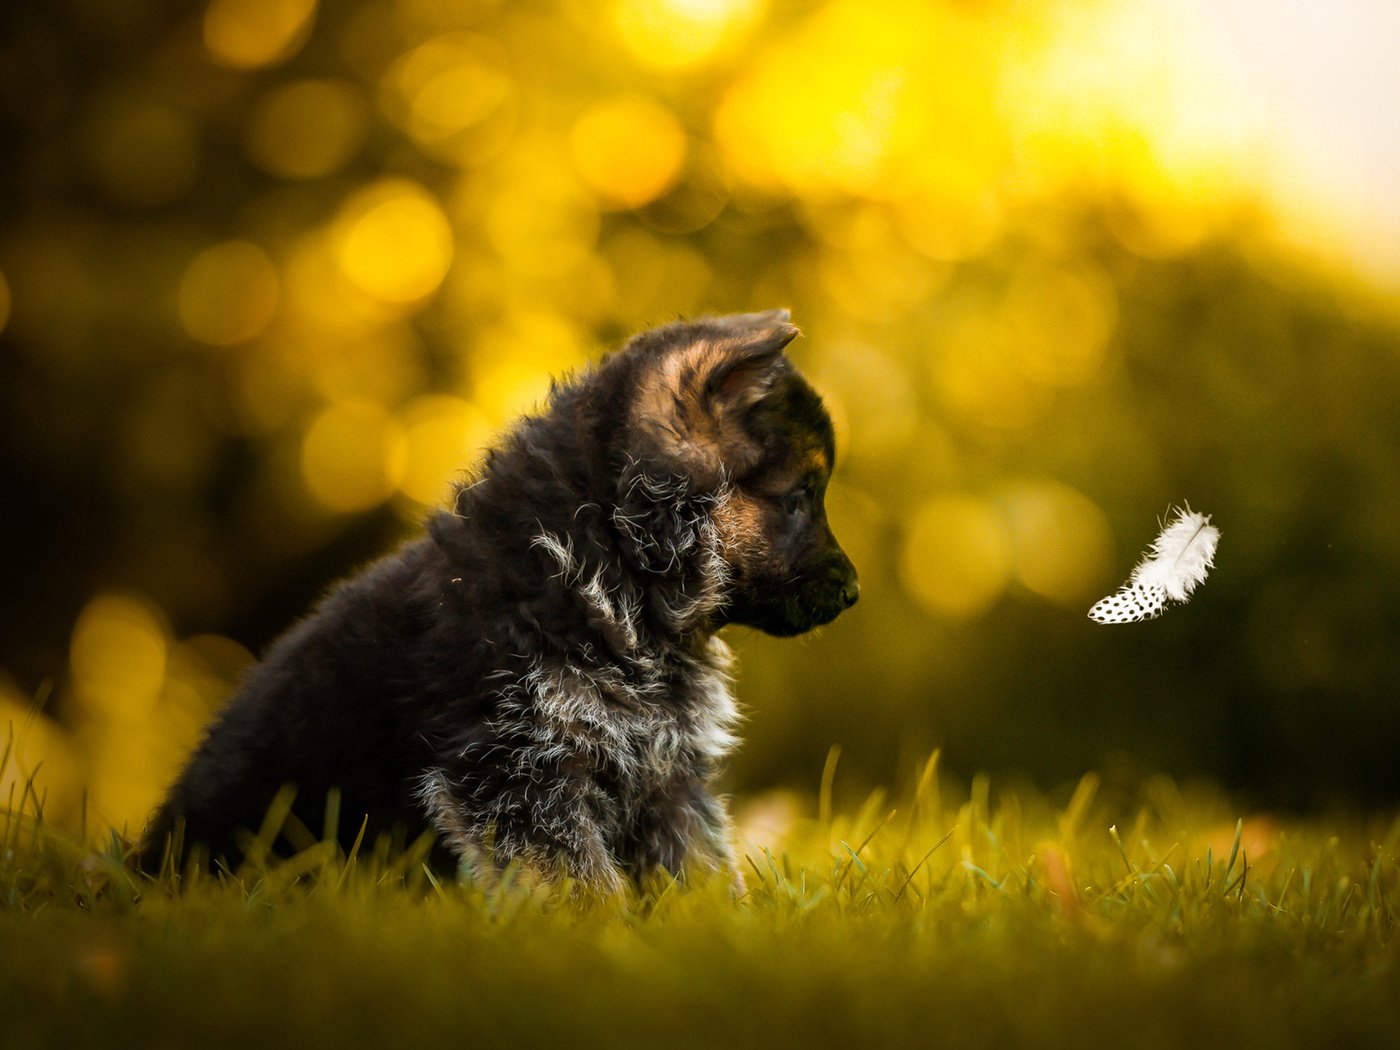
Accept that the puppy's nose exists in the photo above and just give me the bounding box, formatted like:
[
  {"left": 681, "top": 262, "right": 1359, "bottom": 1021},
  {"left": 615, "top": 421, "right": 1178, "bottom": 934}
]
[{"left": 840, "top": 576, "right": 860, "bottom": 608}]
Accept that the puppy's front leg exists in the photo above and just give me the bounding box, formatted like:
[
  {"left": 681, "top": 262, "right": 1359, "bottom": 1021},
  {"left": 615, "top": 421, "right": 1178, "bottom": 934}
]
[
  {"left": 689, "top": 788, "right": 746, "bottom": 896},
  {"left": 629, "top": 784, "right": 745, "bottom": 895},
  {"left": 420, "top": 768, "right": 626, "bottom": 897}
]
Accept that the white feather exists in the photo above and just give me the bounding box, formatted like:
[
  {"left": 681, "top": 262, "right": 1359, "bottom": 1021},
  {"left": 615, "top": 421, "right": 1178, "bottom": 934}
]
[
  {"left": 1089, "top": 506, "right": 1219, "bottom": 624},
  {"left": 1130, "top": 507, "right": 1219, "bottom": 601}
]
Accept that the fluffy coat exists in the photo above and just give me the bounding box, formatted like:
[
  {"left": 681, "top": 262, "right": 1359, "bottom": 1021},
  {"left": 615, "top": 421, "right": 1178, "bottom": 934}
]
[{"left": 143, "top": 312, "right": 857, "bottom": 891}]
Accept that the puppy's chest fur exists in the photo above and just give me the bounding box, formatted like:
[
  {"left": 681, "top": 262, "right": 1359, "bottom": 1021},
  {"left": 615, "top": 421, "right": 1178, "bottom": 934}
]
[
  {"left": 490, "top": 524, "right": 738, "bottom": 809},
  {"left": 507, "top": 645, "right": 738, "bottom": 795},
  {"left": 421, "top": 635, "right": 740, "bottom": 876}
]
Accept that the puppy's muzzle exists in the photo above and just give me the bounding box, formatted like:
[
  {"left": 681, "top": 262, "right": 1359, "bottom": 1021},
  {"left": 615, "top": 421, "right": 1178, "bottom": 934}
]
[
  {"left": 838, "top": 569, "right": 860, "bottom": 609},
  {"left": 807, "top": 557, "right": 858, "bottom": 626}
]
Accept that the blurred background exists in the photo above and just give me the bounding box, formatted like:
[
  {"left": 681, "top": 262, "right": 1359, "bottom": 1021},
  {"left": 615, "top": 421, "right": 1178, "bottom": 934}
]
[{"left": 2, "top": 0, "right": 1399, "bottom": 835}]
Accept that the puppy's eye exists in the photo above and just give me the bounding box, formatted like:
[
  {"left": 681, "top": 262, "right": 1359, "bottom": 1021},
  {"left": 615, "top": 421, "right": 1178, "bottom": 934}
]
[{"left": 785, "top": 488, "right": 810, "bottom": 518}]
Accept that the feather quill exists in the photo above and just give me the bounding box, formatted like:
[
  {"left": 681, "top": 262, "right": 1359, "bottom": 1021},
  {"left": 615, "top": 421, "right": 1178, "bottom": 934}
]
[{"left": 1089, "top": 506, "right": 1219, "bottom": 624}]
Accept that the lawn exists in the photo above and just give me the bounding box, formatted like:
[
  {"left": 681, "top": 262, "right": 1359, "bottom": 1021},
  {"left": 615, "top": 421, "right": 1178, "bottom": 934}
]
[{"left": 3, "top": 754, "right": 1398, "bottom": 1049}]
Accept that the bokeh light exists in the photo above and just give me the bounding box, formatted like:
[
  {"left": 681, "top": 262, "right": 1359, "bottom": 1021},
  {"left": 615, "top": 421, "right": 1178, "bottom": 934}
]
[
  {"left": 204, "top": 0, "right": 317, "bottom": 69},
  {"left": 382, "top": 33, "right": 512, "bottom": 162},
  {"left": 245, "top": 79, "right": 368, "bottom": 179},
  {"left": 1001, "top": 481, "right": 1115, "bottom": 607},
  {"left": 480, "top": 163, "right": 601, "bottom": 279},
  {"left": 307, "top": 325, "right": 428, "bottom": 408},
  {"left": 0, "top": 680, "right": 81, "bottom": 823},
  {"left": 397, "top": 395, "right": 494, "bottom": 507},
  {"left": 612, "top": 0, "right": 762, "bottom": 69},
  {"left": 300, "top": 401, "right": 409, "bottom": 513},
  {"left": 334, "top": 179, "right": 455, "bottom": 305},
  {"left": 467, "top": 312, "right": 588, "bottom": 425},
  {"left": 1001, "top": 263, "right": 1118, "bottom": 388},
  {"left": 899, "top": 495, "right": 1011, "bottom": 620},
  {"left": 178, "top": 241, "right": 281, "bottom": 346},
  {"left": 571, "top": 95, "right": 688, "bottom": 210},
  {"left": 69, "top": 594, "right": 169, "bottom": 725}
]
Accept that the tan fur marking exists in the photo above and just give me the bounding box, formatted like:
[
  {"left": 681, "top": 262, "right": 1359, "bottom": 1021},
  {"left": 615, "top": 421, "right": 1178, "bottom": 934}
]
[
  {"left": 802, "top": 447, "right": 831, "bottom": 478},
  {"left": 631, "top": 338, "right": 769, "bottom": 478},
  {"left": 711, "top": 489, "right": 770, "bottom": 573},
  {"left": 632, "top": 341, "right": 723, "bottom": 470}
]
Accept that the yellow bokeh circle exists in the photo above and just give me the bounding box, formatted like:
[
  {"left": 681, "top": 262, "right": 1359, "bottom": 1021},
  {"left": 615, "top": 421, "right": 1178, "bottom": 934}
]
[
  {"left": 300, "top": 402, "right": 408, "bottom": 513},
  {"left": 899, "top": 495, "right": 1010, "bottom": 619},
  {"left": 382, "top": 33, "right": 511, "bottom": 150},
  {"left": 571, "top": 95, "right": 687, "bottom": 210},
  {"left": 612, "top": 0, "right": 760, "bottom": 69},
  {"left": 397, "top": 395, "right": 494, "bottom": 507},
  {"left": 204, "top": 0, "right": 316, "bottom": 69},
  {"left": 335, "top": 180, "right": 455, "bottom": 304},
  {"left": 0, "top": 683, "right": 82, "bottom": 824},
  {"left": 1002, "top": 481, "right": 1114, "bottom": 607},
  {"left": 178, "top": 240, "right": 280, "bottom": 346},
  {"left": 246, "top": 79, "right": 367, "bottom": 179},
  {"left": 1003, "top": 264, "right": 1118, "bottom": 388},
  {"left": 69, "top": 593, "right": 169, "bottom": 724}
]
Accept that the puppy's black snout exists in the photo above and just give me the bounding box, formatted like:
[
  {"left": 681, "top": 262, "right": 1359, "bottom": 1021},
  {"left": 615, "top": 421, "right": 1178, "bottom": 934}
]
[{"left": 839, "top": 571, "right": 859, "bottom": 609}]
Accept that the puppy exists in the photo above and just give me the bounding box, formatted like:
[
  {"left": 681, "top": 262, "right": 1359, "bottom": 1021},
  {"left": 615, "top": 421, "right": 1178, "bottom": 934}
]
[{"left": 141, "top": 310, "right": 858, "bottom": 891}]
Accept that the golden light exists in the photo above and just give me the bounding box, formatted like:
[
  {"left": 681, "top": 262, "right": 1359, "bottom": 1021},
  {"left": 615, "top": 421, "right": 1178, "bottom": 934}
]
[
  {"left": 69, "top": 594, "right": 169, "bottom": 725},
  {"left": 307, "top": 325, "right": 428, "bottom": 408},
  {"left": 467, "top": 313, "right": 588, "bottom": 426},
  {"left": 158, "top": 636, "right": 252, "bottom": 754},
  {"left": 600, "top": 228, "right": 712, "bottom": 324},
  {"left": 245, "top": 79, "right": 368, "bottom": 179},
  {"left": 335, "top": 180, "right": 455, "bottom": 305},
  {"left": 220, "top": 345, "right": 304, "bottom": 436},
  {"left": 931, "top": 311, "right": 1052, "bottom": 430},
  {"left": 612, "top": 0, "right": 762, "bottom": 69},
  {"left": 714, "top": 0, "right": 980, "bottom": 198},
  {"left": 892, "top": 186, "right": 1002, "bottom": 263},
  {"left": 482, "top": 163, "right": 601, "bottom": 279},
  {"left": 1000, "top": 0, "right": 1255, "bottom": 252},
  {"left": 80, "top": 633, "right": 251, "bottom": 831},
  {"left": 382, "top": 33, "right": 511, "bottom": 157},
  {"left": 300, "top": 402, "right": 408, "bottom": 513},
  {"left": 397, "top": 395, "right": 494, "bottom": 507},
  {"left": 1002, "top": 263, "right": 1118, "bottom": 388},
  {"left": 203, "top": 0, "right": 317, "bottom": 69},
  {"left": 178, "top": 240, "right": 280, "bottom": 346},
  {"left": 1001, "top": 481, "right": 1114, "bottom": 607},
  {"left": 282, "top": 230, "right": 367, "bottom": 327},
  {"left": 808, "top": 339, "right": 919, "bottom": 465},
  {"left": 822, "top": 484, "right": 883, "bottom": 602},
  {"left": 570, "top": 95, "right": 688, "bottom": 210},
  {"left": 0, "top": 682, "right": 81, "bottom": 825},
  {"left": 899, "top": 495, "right": 1010, "bottom": 619}
]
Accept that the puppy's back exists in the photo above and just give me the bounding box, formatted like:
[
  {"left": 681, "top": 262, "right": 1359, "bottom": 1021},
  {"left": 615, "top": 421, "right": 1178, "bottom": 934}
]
[{"left": 141, "top": 537, "right": 460, "bottom": 869}]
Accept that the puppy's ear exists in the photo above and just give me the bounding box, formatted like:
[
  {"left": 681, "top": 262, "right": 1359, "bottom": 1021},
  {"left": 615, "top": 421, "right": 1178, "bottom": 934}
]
[
  {"left": 632, "top": 315, "right": 800, "bottom": 482},
  {"left": 702, "top": 319, "right": 798, "bottom": 415}
]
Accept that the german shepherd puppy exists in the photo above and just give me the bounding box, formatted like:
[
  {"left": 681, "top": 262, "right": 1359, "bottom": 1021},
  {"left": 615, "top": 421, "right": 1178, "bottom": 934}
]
[{"left": 141, "top": 311, "right": 858, "bottom": 892}]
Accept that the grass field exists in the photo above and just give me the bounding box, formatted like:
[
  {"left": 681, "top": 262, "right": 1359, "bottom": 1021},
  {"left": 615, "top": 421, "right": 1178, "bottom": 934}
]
[{"left": 3, "top": 753, "right": 1398, "bottom": 1049}]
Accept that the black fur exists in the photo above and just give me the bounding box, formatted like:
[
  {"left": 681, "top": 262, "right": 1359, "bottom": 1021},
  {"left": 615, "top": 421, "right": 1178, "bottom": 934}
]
[{"left": 141, "top": 312, "right": 857, "bottom": 890}]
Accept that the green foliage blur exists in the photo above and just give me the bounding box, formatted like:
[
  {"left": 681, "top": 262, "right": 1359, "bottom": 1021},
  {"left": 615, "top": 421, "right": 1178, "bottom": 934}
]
[{"left": 2, "top": 0, "right": 1399, "bottom": 832}]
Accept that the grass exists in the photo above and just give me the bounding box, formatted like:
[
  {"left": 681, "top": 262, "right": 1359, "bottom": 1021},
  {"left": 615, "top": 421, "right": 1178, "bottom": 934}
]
[{"left": 2, "top": 752, "right": 1398, "bottom": 1049}]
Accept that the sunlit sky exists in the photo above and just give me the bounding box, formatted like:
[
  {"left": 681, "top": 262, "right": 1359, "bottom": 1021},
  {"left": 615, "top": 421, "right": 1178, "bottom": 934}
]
[{"left": 1183, "top": 0, "right": 1400, "bottom": 287}]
